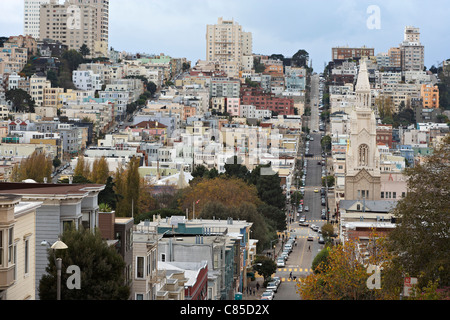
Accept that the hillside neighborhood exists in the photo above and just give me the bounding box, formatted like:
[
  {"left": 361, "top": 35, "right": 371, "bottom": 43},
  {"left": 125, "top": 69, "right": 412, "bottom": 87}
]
[{"left": 0, "top": 1, "right": 449, "bottom": 302}]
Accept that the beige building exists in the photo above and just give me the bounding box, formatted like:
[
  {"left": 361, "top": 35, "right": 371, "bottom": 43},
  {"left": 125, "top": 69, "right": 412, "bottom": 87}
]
[
  {"left": 0, "top": 194, "right": 42, "bottom": 300},
  {"left": 206, "top": 17, "right": 253, "bottom": 78},
  {"left": 0, "top": 44, "right": 28, "bottom": 75},
  {"left": 30, "top": 74, "right": 51, "bottom": 107},
  {"left": 132, "top": 225, "right": 161, "bottom": 300},
  {"left": 345, "top": 60, "right": 381, "bottom": 201},
  {"left": 400, "top": 26, "right": 424, "bottom": 72},
  {"left": 39, "top": 0, "right": 109, "bottom": 58}
]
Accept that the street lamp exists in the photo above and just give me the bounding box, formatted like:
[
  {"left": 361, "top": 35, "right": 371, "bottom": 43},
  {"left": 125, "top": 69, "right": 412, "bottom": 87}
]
[{"left": 41, "top": 239, "right": 68, "bottom": 300}]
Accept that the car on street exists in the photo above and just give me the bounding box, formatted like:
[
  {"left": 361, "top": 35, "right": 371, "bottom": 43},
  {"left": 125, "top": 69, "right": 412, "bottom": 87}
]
[
  {"left": 318, "top": 235, "right": 325, "bottom": 244},
  {"left": 314, "top": 189, "right": 319, "bottom": 193},
  {"left": 277, "top": 258, "right": 285, "bottom": 267},
  {"left": 299, "top": 221, "right": 309, "bottom": 227},
  {"left": 304, "top": 206, "right": 309, "bottom": 212},
  {"left": 272, "top": 277, "right": 281, "bottom": 289},
  {"left": 267, "top": 281, "right": 278, "bottom": 293},
  {"left": 261, "top": 290, "right": 274, "bottom": 300},
  {"left": 307, "top": 234, "right": 314, "bottom": 241}
]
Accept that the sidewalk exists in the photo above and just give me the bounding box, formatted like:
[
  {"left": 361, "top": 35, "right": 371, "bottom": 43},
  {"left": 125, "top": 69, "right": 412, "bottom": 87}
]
[{"left": 242, "top": 276, "right": 264, "bottom": 300}]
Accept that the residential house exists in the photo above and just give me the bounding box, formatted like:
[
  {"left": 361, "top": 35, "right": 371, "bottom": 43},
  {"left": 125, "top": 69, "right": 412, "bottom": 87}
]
[
  {"left": 0, "top": 182, "right": 105, "bottom": 299},
  {"left": 0, "top": 194, "right": 42, "bottom": 300}
]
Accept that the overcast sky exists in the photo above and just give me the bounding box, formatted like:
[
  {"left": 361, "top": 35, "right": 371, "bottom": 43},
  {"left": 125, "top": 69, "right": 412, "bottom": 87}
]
[{"left": 2, "top": 0, "right": 449, "bottom": 71}]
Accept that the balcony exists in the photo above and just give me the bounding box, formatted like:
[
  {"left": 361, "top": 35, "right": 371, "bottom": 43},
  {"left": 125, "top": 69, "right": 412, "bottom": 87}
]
[{"left": 0, "top": 265, "right": 15, "bottom": 290}]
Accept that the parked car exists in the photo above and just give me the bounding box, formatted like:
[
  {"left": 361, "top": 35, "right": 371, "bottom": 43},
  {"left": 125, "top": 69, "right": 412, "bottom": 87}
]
[
  {"left": 318, "top": 236, "right": 325, "bottom": 244},
  {"left": 267, "top": 281, "right": 278, "bottom": 293},
  {"left": 261, "top": 290, "right": 274, "bottom": 300},
  {"left": 277, "top": 258, "right": 285, "bottom": 267},
  {"left": 272, "top": 277, "right": 281, "bottom": 289}
]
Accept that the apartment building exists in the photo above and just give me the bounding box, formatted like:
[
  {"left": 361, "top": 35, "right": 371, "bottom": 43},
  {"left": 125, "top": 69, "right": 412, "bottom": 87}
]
[
  {"left": 388, "top": 47, "right": 402, "bottom": 69},
  {"left": 24, "top": 0, "right": 50, "bottom": 40},
  {"left": 7, "top": 35, "right": 38, "bottom": 56},
  {"left": 420, "top": 84, "right": 439, "bottom": 109},
  {"left": 0, "top": 44, "right": 28, "bottom": 75},
  {"left": 206, "top": 17, "right": 253, "bottom": 78},
  {"left": 30, "top": 74, "right": 51, "bottom": 107},
  {"left": 332, "top": 46, "right": 374, "bottom": 61},
  {"left": 400, "top": 26, "right": 425, "bottom": 72},
  {"left": 210, "top": 78, "right": 241, "bottom": 99},
  {"left": 72, "top": 70, "right": 103, "bottom": 91},
  {"left": 0, "top": 195, "right": 42, "bottom": 300},
  {"left": 240, "top": 85, "right": 295, "bottom": 116},
  {"left": 39, "top": 0, "right": 109, "bottom": 57}
]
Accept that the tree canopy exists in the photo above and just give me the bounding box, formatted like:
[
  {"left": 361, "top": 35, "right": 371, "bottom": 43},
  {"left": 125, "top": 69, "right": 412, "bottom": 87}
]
[
  {"left": 5, "top": 88, "right": 35, "bottom": 113},
  {"left": 38, "top": 227, "right": 130, "bottom": 300},
  {"left": 387, "top": 134, "right": 450, "bottom": 289},
  {"left": 10, "top": 150, "right": 52, "bottom": 183}
]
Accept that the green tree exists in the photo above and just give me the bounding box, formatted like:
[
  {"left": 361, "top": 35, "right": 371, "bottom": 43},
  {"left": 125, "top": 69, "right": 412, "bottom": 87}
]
[
  {"left": 38, "top": 227, "right": 130, "bottom": 300},
  {"left": 250, "top": 164, "right": 285, "bottom": 210},
  {"left": 126, "top": 156, "right": 141, "bottom": 216},
  {"left": 252, "top": 255, "right": 277, "bottom": 283},
  {"left": 146, "top": 81, "right": 157, "bottom": 95},
  {"left": 52, "top": 158, "right": 61, "bottom": 169},
  {"left": 388, "top": 134, "right": 450, "bottom": 289},
  {"left": 62, "top": 49, "right": 84, "bottom": 71},
  {"left": 79, "top": 43, "right": 90, "bottom": 58},
  {"left": 98, "top": 176, "right": 118, "bottom": 210},
  {"left": 292, "top": 49, "right": 309, "bottom": 68},
  {"left": 321, "top": 135, "right": 332, "bottom": 153},
  {"left": 224, "top": 156, "right": 250, "bottom": 181},
  {"left": 5, "top": 88, "right": 35, "bottom": 113}
]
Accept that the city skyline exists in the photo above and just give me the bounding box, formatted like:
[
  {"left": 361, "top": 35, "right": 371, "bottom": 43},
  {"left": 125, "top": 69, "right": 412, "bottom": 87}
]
[{"left": 1, "top": 0, "right": 449, "bottom": 71}]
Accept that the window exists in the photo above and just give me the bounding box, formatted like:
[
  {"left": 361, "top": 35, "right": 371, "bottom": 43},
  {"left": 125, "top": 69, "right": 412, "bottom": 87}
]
[
  {"left": 136, "top": 256, "right": 145, "bottom": 279},
  {"left": 8, "top": 228, "right": 13, "bottom": 263},
  {"left": 24, "top": 239, "right": 29, "bottom": 275},
  {"left": 136, "top": 293, "right": 143, "bottom": 300},
  {"left": 358, "top": 144, "right": 369, "bottom": 166},
  {"left": 0, "top": 230, "right": 3, "bottom": 266},
  {"left": 381, "top": 192, "right": 384, "bottom": 199}
]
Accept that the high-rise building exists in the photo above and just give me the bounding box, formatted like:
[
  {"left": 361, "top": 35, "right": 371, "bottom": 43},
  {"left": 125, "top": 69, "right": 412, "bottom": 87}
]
[
  {"left": 400, "top": 26, "right": 424, "bottom": 72},
  {"left": 39, "top": 0, "right": 109, "bottom": 58},
  {"left": 388, "top": 47, "right": 402, "bottom": 68},
  {"left": 24, "top": 0, "right": 50, "bottom": 40},
  {"left": 206, "top": 17, "right": 252, "bottom": 78}
]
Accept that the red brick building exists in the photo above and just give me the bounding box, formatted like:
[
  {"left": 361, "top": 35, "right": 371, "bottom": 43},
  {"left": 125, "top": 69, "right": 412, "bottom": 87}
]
[
  {"left": 240, "top": 85, "right": 295, "bottom": 116},
  {"left": 376, "top": 124, "right": 393, "bottom": 149}
]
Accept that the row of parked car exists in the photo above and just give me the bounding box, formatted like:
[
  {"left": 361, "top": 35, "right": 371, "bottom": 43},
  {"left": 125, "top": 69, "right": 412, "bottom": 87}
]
[
  {"left": 260, "top": 276, "right": 281, "bottom": 300},
  {"left": 276, "top": 236, "right": 296, "bottom": 268}
]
